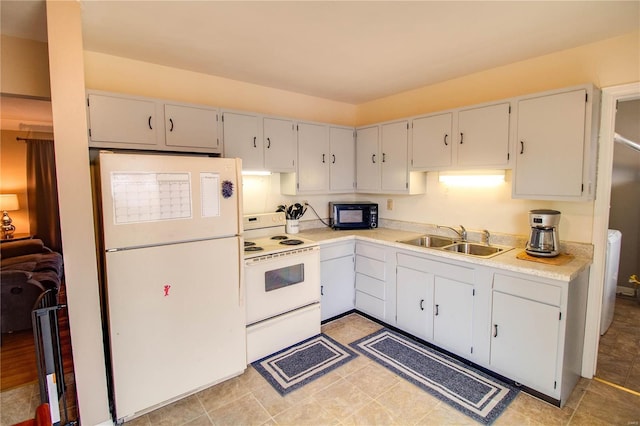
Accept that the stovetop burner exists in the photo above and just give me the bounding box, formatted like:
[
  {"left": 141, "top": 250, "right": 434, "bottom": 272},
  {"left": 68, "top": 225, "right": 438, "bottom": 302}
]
[
  {"left": 270, "top": 235, "right": 288, "bottom": 240},
  {"left": 279, "top": 239, "right": 304, "bottom": 246},
  {"left": 244, "top": 246, "right": 263, "bottom": 252}
]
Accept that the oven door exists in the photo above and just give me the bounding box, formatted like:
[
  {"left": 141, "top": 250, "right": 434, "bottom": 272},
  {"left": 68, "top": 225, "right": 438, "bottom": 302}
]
[{"left": 245, "top": 246, "right": 320, "bottom": 325}]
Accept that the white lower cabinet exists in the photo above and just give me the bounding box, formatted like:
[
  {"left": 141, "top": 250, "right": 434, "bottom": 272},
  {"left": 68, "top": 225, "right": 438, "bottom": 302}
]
[
  {"left": 396, "top": 252, "right": 475, "bottom": 357},
  {"left": 320, "top": 241, "right": 355, "bottom": 321}
]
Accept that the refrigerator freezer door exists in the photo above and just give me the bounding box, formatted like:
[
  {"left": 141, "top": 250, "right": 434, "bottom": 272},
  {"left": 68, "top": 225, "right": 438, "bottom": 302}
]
[
  {"left": 97, "top": 152, "right": 242, "bottom": 250},
  {"left": 105, "top": 238, "right": 245, "bottom": 421}
]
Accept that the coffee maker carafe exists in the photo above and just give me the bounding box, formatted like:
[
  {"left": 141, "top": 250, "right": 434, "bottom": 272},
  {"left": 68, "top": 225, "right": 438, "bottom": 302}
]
[{"left": 526, "top": 209, "right": 560, "bottom": 257}]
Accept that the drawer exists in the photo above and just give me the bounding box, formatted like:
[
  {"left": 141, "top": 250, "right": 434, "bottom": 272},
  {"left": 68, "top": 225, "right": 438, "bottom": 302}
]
[
  {"left": 355, "top": 291, "right": 384, "bottom": 319},
  {"left": 493, "top": 273, "right": 562, "bottom": 306},
  {"left": 355, "top": 272, "right": 385, "bottom": 299},
  {"left": 397, "top": 253, "right": 474, "bottom": 283},
  {"left": 355, "top": 255, "right": 385, "bottom": 280},
  {"left": 356, "top": 242, "right": 386, "bottom": 261},
  {"left": 320, "top": 242, "right": 354, "bottom": 261}
]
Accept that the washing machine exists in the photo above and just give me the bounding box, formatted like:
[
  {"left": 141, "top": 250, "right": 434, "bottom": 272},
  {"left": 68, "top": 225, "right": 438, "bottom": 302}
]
[{"left": 600, "top": 229, "right": 622, "bottom": 335}]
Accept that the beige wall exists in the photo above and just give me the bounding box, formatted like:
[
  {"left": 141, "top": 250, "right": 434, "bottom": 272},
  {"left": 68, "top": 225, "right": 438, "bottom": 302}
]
[
  {"left": 0, "top": 35, "right": 51, "bottom": 98},
  {"left": 356, "top": 31, "right": 640, "bottom": 125},
  {"left": 0, "top": 130, "right": 30, "bottom": 233},
  {"left": 83, "top": 51, "right": 357, "bottom": 126}
]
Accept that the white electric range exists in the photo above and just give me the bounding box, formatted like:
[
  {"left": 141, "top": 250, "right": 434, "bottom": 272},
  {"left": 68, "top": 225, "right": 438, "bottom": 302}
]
[{"left": 242, "top": 212, "right": 321, "bottom": 362}]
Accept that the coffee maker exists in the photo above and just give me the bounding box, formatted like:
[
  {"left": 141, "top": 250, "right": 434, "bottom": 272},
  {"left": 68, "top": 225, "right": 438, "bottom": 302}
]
[{"left": 525, "top": 209, "right": 561, "bottom": 257}]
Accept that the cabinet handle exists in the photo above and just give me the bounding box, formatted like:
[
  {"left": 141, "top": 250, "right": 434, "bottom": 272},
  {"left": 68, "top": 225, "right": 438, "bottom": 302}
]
[
  {"left": 332, "top": 154, "right": 336, "bottom": 164},
  {"left": 435, "top": 304, "right": 439, "bottom": 316},
  {"left": 148, "top": 116, "right": 153, "bottom": 130},
  {"left": 372, "top": 154, "right": 376, "bottom": 164},
  {"left": 382, "top": 153, "right": 386, "bottom": 163},
  {"left": 444, "top": 134, "right": 448, "bottom": 146},
  {"left": 419, "top": 299, "right": 424, "bottom": 311},
  {"left": 460, "top": 132, "right": 464, "bottom": 144},
  {"left": 169, "top": 118, "right": 174, "bottom": 132},
  {"left": 322, "top": 154, "right": 325, "bottom": 163},
  {"left": 520, "top": 140, "right": 524, "bottom": 154},
  {"left": 267, "top": 137, "right": 271, "bottom": 149},
  {"left": 493, "top": 324, "right": 498, "bottom": 338},
  {"left": 321, "top": 285, "right": 324, "bottom": 296},
  {"left": 253, "top": 136, "right": 257, "bottom": 148}
]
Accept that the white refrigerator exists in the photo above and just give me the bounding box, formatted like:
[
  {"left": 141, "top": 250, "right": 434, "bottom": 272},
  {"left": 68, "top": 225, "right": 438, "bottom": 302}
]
[{"left": 96, "top": 152, "right": 246, "bottom": 422}]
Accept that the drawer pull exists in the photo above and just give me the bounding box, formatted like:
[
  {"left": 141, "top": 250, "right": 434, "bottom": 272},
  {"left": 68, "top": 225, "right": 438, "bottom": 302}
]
[
  {"left": 435, "top": 304, "right": 439, "bottom": 316},
  {"left": 419, "top": 299, "right": 424, "bottom": 311},
  {"left": 493, "top": 324, "right": 499, "bottom": 338}
]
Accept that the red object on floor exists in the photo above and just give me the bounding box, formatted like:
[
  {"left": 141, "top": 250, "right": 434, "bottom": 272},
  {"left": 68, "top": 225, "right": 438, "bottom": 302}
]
[{"left": 11, "top": 403, "right": 52, "bottom": 426}]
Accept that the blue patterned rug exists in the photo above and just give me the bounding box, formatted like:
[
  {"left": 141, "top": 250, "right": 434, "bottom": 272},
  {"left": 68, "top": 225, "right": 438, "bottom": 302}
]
[
  {"left": 350, "top": 328, "right": 519, "bottom": 425},
  {"left": 252, "top": 334, "right": 357, "bottom": 395}
]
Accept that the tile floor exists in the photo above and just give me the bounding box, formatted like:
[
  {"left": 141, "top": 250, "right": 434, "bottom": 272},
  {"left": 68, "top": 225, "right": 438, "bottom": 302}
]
[
  {"left": 2, "top": 306, "right": 640, "bottom": 426},
  {"left": 595, "top": 296, "right": 640, "bottom": 393}
]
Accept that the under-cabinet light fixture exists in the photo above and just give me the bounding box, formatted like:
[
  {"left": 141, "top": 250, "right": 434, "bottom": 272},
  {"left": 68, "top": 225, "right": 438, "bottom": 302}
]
[
  {"left": 438, "top": 170, "right": 505, "bottom": 187},
  {"left": 241, "top": 170, "right": 272, "bottom": 176}
]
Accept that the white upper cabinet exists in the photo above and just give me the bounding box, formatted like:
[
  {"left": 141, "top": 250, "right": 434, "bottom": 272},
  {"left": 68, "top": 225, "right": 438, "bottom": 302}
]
[
  {"left": 411, "top": 113, "right": 453, "bottom": 169},
  {"left": 164, "top": 104, "right": 219, "bottom": 151},
  {"left": 281, "top": 123, "right": 355, "bottom": 195},
  {"left": 356, "top": 122, "right": 426, "bottom": 194},
  {"left": 513, "top": 86, "right": 598, "bottom": 201},
  {"left": 263, "top": 117, "right": 296, "bottom": 172},
  {"left": 87, "top": 92, "right": 158, "bottom": 148},
  {"left": 456, "top": 102, "right": 510, "bottom": 168},
  {"left": 87, "top": 90, "right": 221, "bottom": 154},
  {"left": 355, "top": 126, "right": 381, "bottom": 192},
  {"left": 410, "top": 101, "right": 511, "bottom": 171},
  {"left": 296, "top": 122, "right": 329, "bottom": 192},
  {"left": 222, "top": 112, "right": 296, "bottom": 172},
  {"left": 329, "top": 126, "right": 356, "bottom": 192}
]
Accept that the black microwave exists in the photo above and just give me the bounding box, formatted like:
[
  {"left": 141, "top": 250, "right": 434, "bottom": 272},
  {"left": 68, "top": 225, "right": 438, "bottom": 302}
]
[{"left": 329, "top": 202, "right": 378, "bottom": 230}]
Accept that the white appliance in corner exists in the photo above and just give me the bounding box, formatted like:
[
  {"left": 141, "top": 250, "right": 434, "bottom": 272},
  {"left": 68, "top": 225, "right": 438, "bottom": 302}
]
[
  {"left": 600, "top": 229, "right": 622, "bottom": 335},
  {"left": 95, "top": 152, "right": 246, "bottom": 422}
]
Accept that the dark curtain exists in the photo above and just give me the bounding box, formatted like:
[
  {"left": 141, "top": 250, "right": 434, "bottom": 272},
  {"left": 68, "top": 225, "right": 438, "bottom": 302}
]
[{"left": 26, "top": 139, "right": 62, "bottom": 253}]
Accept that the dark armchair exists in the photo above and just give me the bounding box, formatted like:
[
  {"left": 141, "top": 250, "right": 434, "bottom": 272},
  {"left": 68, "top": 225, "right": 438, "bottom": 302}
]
[{"left": 1, "top": 239, "right": 63, "bottom": 333}]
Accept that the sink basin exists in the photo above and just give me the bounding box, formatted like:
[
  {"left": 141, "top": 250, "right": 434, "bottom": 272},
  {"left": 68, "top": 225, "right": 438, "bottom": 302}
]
[
  {"left": 442, "top": 242, "right": 510, "bottom": 258},
  {"left": 398, "top": 235, "right": 457, "bottom": 248}
]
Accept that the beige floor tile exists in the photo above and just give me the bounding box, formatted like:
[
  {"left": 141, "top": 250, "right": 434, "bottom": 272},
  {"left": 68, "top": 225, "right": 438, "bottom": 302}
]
[
  {"left": 249, "top": 379, "right": 298, "bottom": 417},
  {"left": 376, "top": 379, "right": 441, "bottom": 425},
  {"left": 502, "top": 392, "right": 573, "bottom": 426},
  {"left": 562, "top": 377, "right": 589, "bottom": 411},
  {"left": 183, "top": 414, "right": 214, "bottom": 425},
  {"left": 146, "top": 394, "right": 206, "bottom": 426},
  {"left": 343, "top": 362, "right": 400, "bottom": 398},
  {"left": 341, "top": 400, "right": 396, "bottom": 426},
  {"left": 311, "top": 378, "right": 373, "bottom": 421},
  {"left": 123, "top": 415, "right": 152, "bottom": 426},
  {"left": 272, "top": 397, "right": 339, "bottom": 426},
  {"left": 414, "top": 401, "right": 479, "bottom": 425},
  {"left": 207, "top": 393, "right": 271, "bottom": 426},
  {"left": 332, "top": 353, "right": 369, "bottom": 378},
  {"left": 571, "top": 384, "right": 640, "bottom": 425},
  {"left": 196, "top": 373, "right": 253, "bottom": 412}
]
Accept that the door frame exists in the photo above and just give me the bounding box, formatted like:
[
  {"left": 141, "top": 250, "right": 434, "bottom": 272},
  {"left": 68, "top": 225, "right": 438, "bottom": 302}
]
[{"left": 583, "top": 82, "right": 640, "bottom": 377}]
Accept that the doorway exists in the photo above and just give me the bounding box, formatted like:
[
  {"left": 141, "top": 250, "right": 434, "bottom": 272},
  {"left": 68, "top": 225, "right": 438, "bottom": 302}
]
[{"left": 595, "top": 99, "right": 640, "bottom": 393}]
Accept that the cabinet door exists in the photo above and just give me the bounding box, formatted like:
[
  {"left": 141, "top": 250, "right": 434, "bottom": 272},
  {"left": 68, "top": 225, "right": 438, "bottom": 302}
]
[
  {"left": 457, "top": 103, "right": 510, "bottom": 167},
  {"left": 490, "top": 291, "right": 560, "bottom": 394},
  {"left": 264, "top": 117, "right": 296, "bottom": 172},
  {"left": 356, "top": 126, "right": 381, "bottom": 192},
  {"left": 514, "top": 90, "right": 586, "bottom": 198},
  {"left": 411, "top": 113, "right": 453, "bottom": 169},
  {"left": 329, "top": 127, "right": 356, "bottom": 192},
  {"left": 222, "top": 112, "right": 262, "bottom": 170},
  {"left": 88, "top": 93, "right": 157, "bottom": 146},
  {"left": 165, "top": 104, "right": 219, "bottom": 151},
  {"left": 297, "top": 123, "right": 329, "bottom": 192},
  {"left": 396, "top": 266, "right": 433, "bottom": 341},
  {"left": 320, "top": 255, "right": 355, "bottom": 321},
  {"left": 381, "top": 121, "right": 409, "bottom": 192},
  {"left": 433, "top": 277, "right": 473, "bottom": 356}
]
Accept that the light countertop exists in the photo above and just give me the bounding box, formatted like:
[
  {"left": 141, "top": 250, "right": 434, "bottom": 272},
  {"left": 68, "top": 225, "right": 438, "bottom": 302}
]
[{"left": 298, "top": 227, "right": 592, "bottom": 282}]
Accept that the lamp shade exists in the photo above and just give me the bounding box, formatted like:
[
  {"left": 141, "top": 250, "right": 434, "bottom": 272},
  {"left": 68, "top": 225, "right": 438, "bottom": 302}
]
[{"left": 0, "top": 194, "right": 20, "bottom": 211}]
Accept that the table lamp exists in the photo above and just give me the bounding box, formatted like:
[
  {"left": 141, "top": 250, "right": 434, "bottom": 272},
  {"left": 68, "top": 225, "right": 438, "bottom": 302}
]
[{"left": 0, "top": 194, "right": 20, "bottom": 239}]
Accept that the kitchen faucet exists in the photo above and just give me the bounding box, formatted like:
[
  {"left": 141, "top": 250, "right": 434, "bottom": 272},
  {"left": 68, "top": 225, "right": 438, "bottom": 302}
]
[{"left": 438, "top": 225, "right": 467, "bottom": 241}]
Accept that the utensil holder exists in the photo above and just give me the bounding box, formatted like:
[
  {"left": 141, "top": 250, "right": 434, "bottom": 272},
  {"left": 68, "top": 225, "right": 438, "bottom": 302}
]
[{"left": 286, "top": 219, "right": 299, "bottom": 234}]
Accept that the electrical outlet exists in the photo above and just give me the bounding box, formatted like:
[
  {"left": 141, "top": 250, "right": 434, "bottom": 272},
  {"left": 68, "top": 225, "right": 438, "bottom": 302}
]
[{"left": 387, "top": 198, "right": 393, "bottom": 210}]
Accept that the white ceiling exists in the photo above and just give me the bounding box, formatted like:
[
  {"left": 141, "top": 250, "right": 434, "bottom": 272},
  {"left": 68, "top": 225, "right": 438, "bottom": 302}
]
[{"left": 1, "top": 1, "right": 639, "bottom": 108}]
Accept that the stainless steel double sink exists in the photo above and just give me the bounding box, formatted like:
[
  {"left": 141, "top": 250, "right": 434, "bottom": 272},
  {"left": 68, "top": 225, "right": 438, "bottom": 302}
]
[{"left": 397, "top": 234, "right": 513, "bottom": 259}]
